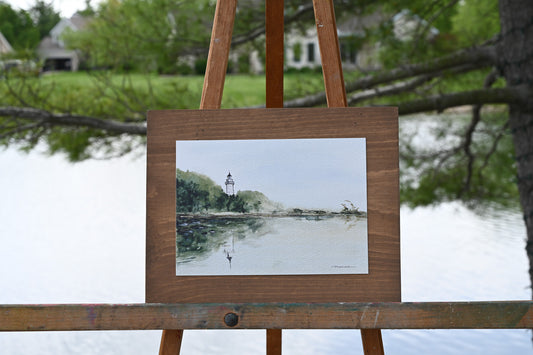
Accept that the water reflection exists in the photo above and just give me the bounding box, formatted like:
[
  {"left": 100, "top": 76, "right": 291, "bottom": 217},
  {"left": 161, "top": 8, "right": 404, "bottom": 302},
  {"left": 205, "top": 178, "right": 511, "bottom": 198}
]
[
  {"left": 176, "top": 215, "right": 368, "bottom": 276},
  {"left": 1, "top": 147, "right": 531, "bottom": 354}
]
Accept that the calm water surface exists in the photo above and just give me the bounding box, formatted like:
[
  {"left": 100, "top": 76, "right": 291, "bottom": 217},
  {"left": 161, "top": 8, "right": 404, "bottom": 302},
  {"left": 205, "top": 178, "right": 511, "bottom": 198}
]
[
  {"left": 177, "top": 216, "right": 368, "bottom": 275},
  {"left": 0, "top": 147, "right": 530, "bottom": 354}
]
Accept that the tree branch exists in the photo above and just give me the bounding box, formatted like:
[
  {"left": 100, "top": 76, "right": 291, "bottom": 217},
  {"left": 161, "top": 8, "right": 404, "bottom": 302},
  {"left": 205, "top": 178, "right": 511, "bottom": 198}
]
[
  {"left": 398, "top": 86, "right": 528, "bottom": 116},
  {"left": 0, "top": 107, "right": 147, "bottom": 136},
  {"left": 347, "top": 64, "right": 478, "bottom": 105},
  {"left": 230, "top": 3, "right": 315, "bottom": 47},
  {"left": 284, "top": 45, "right": 498, "bottom": 108},
  {"left": 348, "top": 44, "right": 496, "bottom": 91},
  {"left": 460, "top": 69, "right": 500, "bottom": 196}
]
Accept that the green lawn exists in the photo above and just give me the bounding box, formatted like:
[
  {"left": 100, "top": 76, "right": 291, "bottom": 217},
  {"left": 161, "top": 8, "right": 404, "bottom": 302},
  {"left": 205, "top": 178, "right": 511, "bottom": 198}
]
[
  {"left": 0, "top": 68, "right": 497, "bottom": 118},
  {"left": 0, "top": 71, "right": 327, "bottom": 118}
]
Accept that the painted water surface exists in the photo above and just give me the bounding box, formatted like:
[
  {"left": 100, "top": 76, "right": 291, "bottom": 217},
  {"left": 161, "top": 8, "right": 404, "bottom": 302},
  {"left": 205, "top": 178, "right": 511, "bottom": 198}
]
[
  {"left": 176, "top": 214, "right": 368, "bottom": 275},
  {"left": 175, "top": 138, "right": 369, "bottom": 276}
]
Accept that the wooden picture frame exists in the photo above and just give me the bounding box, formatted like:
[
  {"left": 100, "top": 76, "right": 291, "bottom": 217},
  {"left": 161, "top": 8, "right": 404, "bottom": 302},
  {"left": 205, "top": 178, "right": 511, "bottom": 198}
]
[{"left": 146, "top": 107, "right": 400, "bottom": 303}]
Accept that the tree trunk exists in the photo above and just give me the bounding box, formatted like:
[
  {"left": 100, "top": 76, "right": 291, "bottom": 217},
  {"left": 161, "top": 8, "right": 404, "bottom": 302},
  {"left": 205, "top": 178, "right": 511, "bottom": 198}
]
[{"left": 498, "top": 0, "right": 533, "bottom": 293}]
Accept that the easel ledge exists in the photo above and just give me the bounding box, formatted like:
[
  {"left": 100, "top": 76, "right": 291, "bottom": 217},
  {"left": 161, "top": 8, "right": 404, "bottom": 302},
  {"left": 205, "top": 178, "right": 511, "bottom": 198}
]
[{"left": 1, "top": 301, "right": 532, "bottom": 330}]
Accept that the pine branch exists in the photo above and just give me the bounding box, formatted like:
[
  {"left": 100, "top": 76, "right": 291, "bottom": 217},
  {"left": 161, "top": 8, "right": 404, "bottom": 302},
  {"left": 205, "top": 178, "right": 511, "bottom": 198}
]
[{"left": 0, "top": 107, "right": 147, "bottom": 136}]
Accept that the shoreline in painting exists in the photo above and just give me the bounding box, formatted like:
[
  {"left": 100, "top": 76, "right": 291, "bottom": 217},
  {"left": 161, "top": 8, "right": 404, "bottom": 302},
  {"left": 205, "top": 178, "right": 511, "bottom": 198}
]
[{"left": 177, "top": 210, "right": 368, "bottom": 220}]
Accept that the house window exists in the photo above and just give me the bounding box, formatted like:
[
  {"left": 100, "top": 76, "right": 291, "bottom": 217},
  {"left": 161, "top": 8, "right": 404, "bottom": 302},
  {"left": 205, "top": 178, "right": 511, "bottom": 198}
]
[
  {"left": 293, "top": 43, "right": 302, "bottom": 62},
  {"left": 307, "top": 43, "right": 315, "bottom": 62},
  {"left": 340, "top": 37, "right": 358, "bottom": 64}
]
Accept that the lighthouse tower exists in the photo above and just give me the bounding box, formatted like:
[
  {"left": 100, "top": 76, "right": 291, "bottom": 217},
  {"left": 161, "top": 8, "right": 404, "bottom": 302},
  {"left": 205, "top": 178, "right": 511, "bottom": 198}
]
[{"left": 225, "top": 172, "right": 235, "bottom": 195}]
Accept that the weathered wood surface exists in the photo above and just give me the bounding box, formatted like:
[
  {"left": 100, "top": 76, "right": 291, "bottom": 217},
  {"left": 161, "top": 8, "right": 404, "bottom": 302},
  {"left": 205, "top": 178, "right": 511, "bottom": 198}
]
[
  {"left": 1, "top": 302, "right": 532, "bottom": 331},
  {"left": 159, "top": 329, "right": 183, "bottom": 355},
  {"left": 147, "top": 107, "right": 399, "bottom": 304},
  {"left": 361, "top": 329, "right": 385, "bottom": 355},
  {"left": 267, "top": 328, "right": 282, "bottom": 355},
  {"left": 312, "top": 0, "right": 347, "bottom": 108},
  {"left": 199, "top": 0, "right": 237, "bottom": 109},
  {"left": 265, "top": 2, "right": 285, "bottom": 353},
  {"left": 265, "top": 0, "right": 284, "bottom": 109}
]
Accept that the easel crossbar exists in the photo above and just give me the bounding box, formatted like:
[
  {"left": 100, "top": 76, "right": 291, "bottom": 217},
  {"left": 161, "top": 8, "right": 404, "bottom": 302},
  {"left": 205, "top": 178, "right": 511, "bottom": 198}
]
[{"left": 2, "top": 301, "right": 532, "bottom": 331}]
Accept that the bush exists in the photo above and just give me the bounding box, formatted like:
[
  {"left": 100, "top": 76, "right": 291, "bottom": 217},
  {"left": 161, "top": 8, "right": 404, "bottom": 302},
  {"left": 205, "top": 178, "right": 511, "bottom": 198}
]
[{"left": 194, "top": 58, "right": 207, "bottom": 75}]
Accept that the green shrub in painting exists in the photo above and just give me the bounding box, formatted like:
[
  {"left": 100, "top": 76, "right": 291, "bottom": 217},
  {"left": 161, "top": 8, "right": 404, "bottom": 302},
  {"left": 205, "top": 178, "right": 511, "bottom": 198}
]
[{"left": 176, "top": 169, "right": 282, "bottom": 214}]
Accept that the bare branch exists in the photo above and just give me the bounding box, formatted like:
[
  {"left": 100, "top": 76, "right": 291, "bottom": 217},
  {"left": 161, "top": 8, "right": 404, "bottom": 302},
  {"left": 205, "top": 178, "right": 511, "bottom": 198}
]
[
  {"left": 347, "top": 75, "right": 433, "bottom": 105},
  {"left": 347, "top": 64, "right": 478, "bottom": 105},
  {"left": 460, "top": 68, "right": 501, "bottom": 196},
  {"left": 348, "top": 45, "right": 497, "bottom": 91},
  {"left": 0, "top": 107, "right": 146, "bottom": 136},
  {"left": 410, "top": 0, "right": 461, "bottom": 55},
  {"left": 231, "top": 3, "right": 315, "bottom": 47},
  {"left": 0, "top": 121, "right": 44, "bottom": 140},
  {"left": 398, "top": 86, "right": 528, "bottom": 116},
  {"left": 284, "top": 45, "right": 498, "bottom": 108}
]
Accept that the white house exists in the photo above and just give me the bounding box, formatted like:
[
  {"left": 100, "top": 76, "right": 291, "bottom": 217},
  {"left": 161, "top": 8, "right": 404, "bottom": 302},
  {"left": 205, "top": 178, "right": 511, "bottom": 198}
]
[
  {"left": 283, "top": 12, "right": 385, "bottom": 72},
  {"left": 38, "top": 14, "right": 89, "bottom": 71},
  {"left": 281, "top": 10, "right": 434, "bottom": 73}
]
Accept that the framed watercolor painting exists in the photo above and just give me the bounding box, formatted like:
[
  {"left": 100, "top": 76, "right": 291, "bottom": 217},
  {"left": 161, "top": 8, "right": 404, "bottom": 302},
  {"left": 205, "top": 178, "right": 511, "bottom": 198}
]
[
  {"left": 175, "top": 138, "right": 368, "bottom": 276},
  {"left": 146, "top": 107, "right": 400, "bottom": 303}
]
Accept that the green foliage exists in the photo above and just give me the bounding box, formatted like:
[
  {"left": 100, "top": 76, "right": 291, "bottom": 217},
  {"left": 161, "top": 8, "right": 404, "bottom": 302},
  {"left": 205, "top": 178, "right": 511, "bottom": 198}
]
[
  {"left": 29, "top": 0, "right": 61, "bottom": 40},
  {"left": 283, "top": 72, "right": 324, "bottom": 100},
  {"left": 0, "top": 0, "right": 521, "bottom": 214},
  {"left": 64, "top": 0, "right": 215, "bottom": 74},
  {"left": 0, "top": 72, "right": 201, "bottom": 160},
  {"left": 176, "top": 169, "right": 282, "bottom": 214},
  {"left": 451, "top": 0, "right": 500, "bottom": 46},
  {"left": 236, "top": 54, "right": 250, "bottom": 74},
  {"left": 193, "top": 58, "right": 207, "bottom": 75},
  {"left": 176, "top": 169, "right": 249, "bottom": 213},
  {"left": 400, "top": 112, "right": 519, "bottom": 209},
  {"left": 0, "top": 3, "right": 40, "bottom": 50},
  {"left": 77, "top": 0, "right": 96, "bottom": 17}
]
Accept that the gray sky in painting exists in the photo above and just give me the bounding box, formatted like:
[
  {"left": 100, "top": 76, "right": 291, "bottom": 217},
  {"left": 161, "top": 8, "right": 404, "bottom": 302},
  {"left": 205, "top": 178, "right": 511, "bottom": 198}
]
[{"left": 176, "top": 138, "right": 367, "bottom": 212}]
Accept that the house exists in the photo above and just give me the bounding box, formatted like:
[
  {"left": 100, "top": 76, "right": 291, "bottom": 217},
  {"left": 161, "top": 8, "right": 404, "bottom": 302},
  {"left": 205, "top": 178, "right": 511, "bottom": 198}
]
[
  {"left": 281, "top": 12, "right": 384, "bottom": 73},
  {"left": 283, "top": 10, "right": 435, "bottom": 73},
  {"left": 37, "top": 14, "right": 89, "bottom": 71},
  {"left": 0, "top": 31, "right": 13, "bottom": 55}
]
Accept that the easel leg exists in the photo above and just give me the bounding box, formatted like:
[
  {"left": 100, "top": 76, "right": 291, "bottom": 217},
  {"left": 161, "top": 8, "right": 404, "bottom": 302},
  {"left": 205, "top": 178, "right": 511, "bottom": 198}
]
[
  {"left": 159, "top": 330, "right": 183, "bottom": 355},
  {"left": 361, "top": 329, "right": 385, "bottom": 355},
  {"left": 266, "top": 0, "right": 284, "bottom": 108},
  {"left": 312, "top": 0, "right": 385, "bottom": 352},
  {"left": 200, "top": 0, "right": 238, "bottom": 109},
  {"left": 312, "top": 0, "right": 347, "bottom": 108},
  {"left": 267, "top": 329, "right": 282, "bottom": 355},
  {"left": 265, "top": 1, "right": 284, "bottom": 352},
  {"left": 159, "top": 1, "right": 237, "bottom": 353}
]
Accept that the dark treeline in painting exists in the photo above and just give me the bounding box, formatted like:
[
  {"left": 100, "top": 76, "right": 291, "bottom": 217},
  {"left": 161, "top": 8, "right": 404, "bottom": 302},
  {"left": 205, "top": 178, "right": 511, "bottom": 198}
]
[{"left": 176, "top": 169, "right": 283, "bottom": 214}]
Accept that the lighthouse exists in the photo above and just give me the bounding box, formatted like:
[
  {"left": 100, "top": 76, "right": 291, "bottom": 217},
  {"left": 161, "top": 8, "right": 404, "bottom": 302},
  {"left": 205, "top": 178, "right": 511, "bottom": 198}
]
[{"left": 225, "top": 172, "right": 235, "bottom": 195}]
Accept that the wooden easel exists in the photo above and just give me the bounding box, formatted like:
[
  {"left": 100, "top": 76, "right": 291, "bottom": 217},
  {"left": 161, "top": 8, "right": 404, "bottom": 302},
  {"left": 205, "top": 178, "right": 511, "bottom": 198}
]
[{"left": 158, "top": 1, "right": 384, "bottom": 354}]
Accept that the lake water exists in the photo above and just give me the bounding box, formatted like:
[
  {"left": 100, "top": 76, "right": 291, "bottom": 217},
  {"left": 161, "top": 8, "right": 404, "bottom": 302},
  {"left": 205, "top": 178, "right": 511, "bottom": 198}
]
[
  {"left": 176, "top": 215, "right": 368, "bottom": 275},
  {"left": 0, "top": 146, "right": 531, "bottom": 354}
]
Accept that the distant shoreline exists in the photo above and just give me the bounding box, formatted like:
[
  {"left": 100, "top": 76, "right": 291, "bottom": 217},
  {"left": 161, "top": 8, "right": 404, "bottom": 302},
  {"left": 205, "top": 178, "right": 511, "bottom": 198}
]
[{"left": 177, "top": 211, "right": 367, "bottom": 219}]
